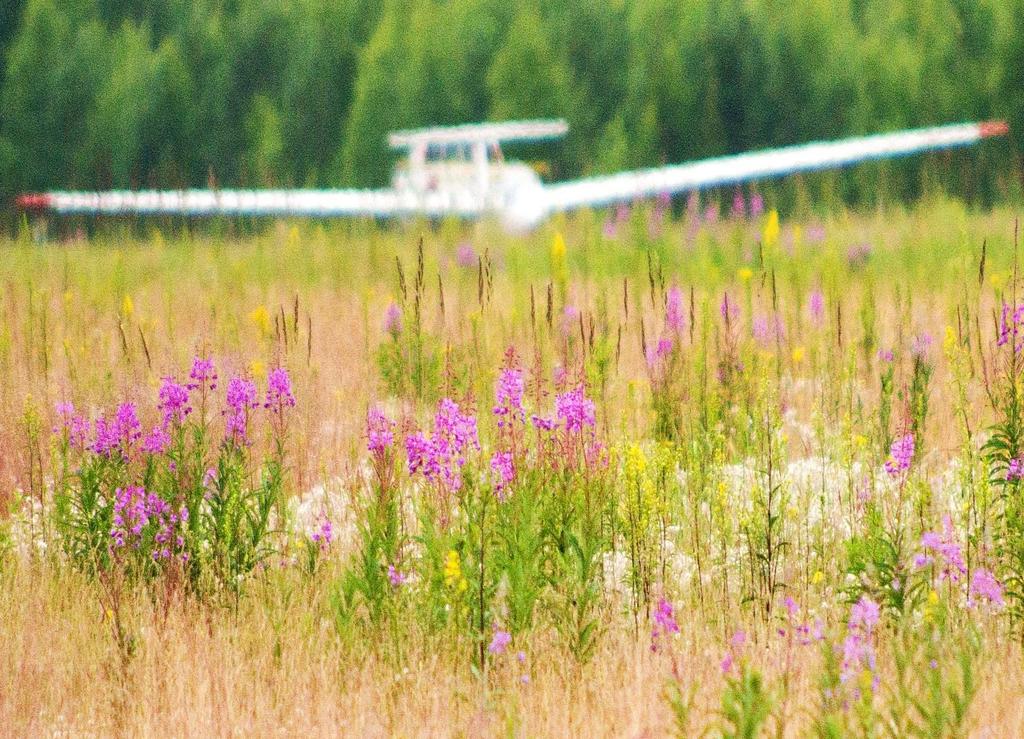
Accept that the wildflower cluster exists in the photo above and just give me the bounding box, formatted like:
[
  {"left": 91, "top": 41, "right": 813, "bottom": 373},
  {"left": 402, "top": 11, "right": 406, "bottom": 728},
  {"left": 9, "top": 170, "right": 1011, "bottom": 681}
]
[
  {"left": 443, "top": 549, "right": 468, "bottom": 593},
  {"left": 493, "top": 367, "right": 525, "bottom": 428},
  {"left": 54, "top": 401, "right": 89, "bottom": 450},
  {"left": 53, "top": 357, "right": 296, "bottom": 592},
  {"left": 969, "top": 568, "right": 1004, "bottom": 607},
  {"left": 914, "top": 516, "right": 966, "bottom": 583},
  {"left": 309, "top": 511, "right": 333, "bottom": 552},
  {"left": 93, "top": 403, "right": 142, "bottom": 458},
  {"left": 225, "top": 377, "right": 260, "bottom": 444},
  {"left": 650, "top": 597, "right": 680, "bottom": 652},
  {"left": 884, "top": 433, "right": 914, "bottom": 478},
  {"left": 110, "top": 486, "right": 189, "bottom": 562},
  {"left": 530, "top": 384, "right": 605, "bottom": 470},
  {"left": 780, "top": 595, "right": 824, "bottom": 646},
  {"left": 406, "top": 398, "right": 480, "bottom": 494},
  {"left": 840, "top": 595, "right": 880, "bottom": 699},
  {"left": 997, "top": 302, "right": 1024, "bottom": 354}
]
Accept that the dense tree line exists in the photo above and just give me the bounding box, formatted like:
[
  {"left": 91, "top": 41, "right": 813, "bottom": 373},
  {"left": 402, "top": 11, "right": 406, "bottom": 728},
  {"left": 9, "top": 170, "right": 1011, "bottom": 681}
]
[{"left": 0, "top": 0, "right": 1021, "bottom": 203}]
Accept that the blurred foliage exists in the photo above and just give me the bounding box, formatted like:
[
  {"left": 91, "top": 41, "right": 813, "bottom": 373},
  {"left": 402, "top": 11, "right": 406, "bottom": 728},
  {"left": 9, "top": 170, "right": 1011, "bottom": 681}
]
[{"left": 0, "top": 0, "right": 1021, "bottom": 203}]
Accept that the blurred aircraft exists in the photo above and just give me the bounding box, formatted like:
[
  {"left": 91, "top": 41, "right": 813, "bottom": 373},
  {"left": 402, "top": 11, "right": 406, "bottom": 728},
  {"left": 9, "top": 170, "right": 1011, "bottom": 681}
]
[{"left": 16, "top": 118, "right": 1008, "bottom": 231}]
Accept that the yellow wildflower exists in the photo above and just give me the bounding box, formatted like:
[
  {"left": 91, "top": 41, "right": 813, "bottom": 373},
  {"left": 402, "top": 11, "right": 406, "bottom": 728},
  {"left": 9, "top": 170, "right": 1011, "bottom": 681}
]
[
  {"left": 444, "top": 550, "right": 468, "bottom": 593},
  {"left": 943, "top": 325, "right": 957, "bottom": 358},
  {"left": 762, "top": 209, "right": 780, "bottom": 250},
  {"left": 858, "top": 669, "right": 874, "bottom": 694},
  {"left": 250, "top": 305, "right": 271, "bottom": 336},
  {"left": 624, "top": 443, "right": 659, "bottom": 523},
  {"left": 738, "top": 267, "right": 754, "bottom": 283},
  {"left": 121, "top": 294, "right": 134, "bottom": 318},
  {"left": 812, "top": 570, "right": 825, "bottom": 585},
  {"left": 550, "top": 232, "right": 568, "bottom": 284},
  {"left": 792, "top": 346, "right": 805, "bottom": 364}
]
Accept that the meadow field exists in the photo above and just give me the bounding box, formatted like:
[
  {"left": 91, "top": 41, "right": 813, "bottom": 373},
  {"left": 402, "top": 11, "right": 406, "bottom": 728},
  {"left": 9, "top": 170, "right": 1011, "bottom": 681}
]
[{"left": 3, "top": 198, "right": 1024, "bottom": 736}]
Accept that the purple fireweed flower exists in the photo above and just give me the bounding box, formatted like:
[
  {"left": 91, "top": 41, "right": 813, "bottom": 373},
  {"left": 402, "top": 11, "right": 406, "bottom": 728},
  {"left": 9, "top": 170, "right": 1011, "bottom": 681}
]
[
  {"left": 384, "top": 302, "right": 402, "bottom": 337},
  {"left": 665, "top": 286, "right": 685, "bottom": 334},
  {"left": 731, "top": 189, "right": 746, "bottom": 219},
  {"left": 405, "top": 432, "right": 438, "bottom": 478},
  {"left": 434, "top": 398, "right": 479, "bottom": 457},
  {"left": 115, "top": 403, "right": 141, "bottom": 438},
  {"left": 493, "top": 367, "right": 525, "bottom": 427},
  {"left": 455, "top": 242, "right": 477, "bottom": 268},
  {"left": 54, "top": 401, "right": 89, "bottom": 450},
  {"left": 405, "top": 398, "right": 479, "bottom": 493},
  {"left": 749, "top": 191, "right": 764, "bottom": 218},
  {"left": 877, "top": 348, "right": 895, "bottom": 363},
  {"left": 720, "top": 629, "right": 747, "bottom": 674},
  {"left": 841, "top": 595, "right": 880, "bottom": 696},
  {"left": 388, "top": 564, "right": 408, "bottom": 587},
  {"left": 490, "top": 451, "right": 515, "bottom": 500},
  {"left": 367, "top": 407, "right": 395, "bottom": 455},
  {"left": 655, "top": 598, "right": 680, "bottom": 633},
  {"left": 793, "top": 617, "right": 826, "bottom": 646},
  {"left": 187, "top": 356, "right": 217, "bottom": 393},
  {"left": 703, "top": 202, "right": 719, "bottom": 225},
  {"left": 849, "top": 596, "right": 880, "bottom": 630},
  {"left": 752, "top": 313, "right": 784, "bottom": 347},
  {"left": 808, "top": 289, "right": 825, "bottom": 325},
  {"left": 997, "top": 303, "right": 1024, "bottom": 354},
  {"left": 265, "top": 367, "right": 296, "bottom": 413},
  {"left": 646, "top": 337, "right": 674, "bottom": 368},
  {"left": 93, "top": 403, "right": 142, "bottom": 458},
  {"left": 309, "top": 511, "right": 333, "bottom": 552},
  {"left": 157, "top": 377, "right": 191, "bottom": 426},
  {"left": 530, "top": 414, "right": 557, "bottom": 432},
  {"left": 911, "top": 333, "right": 933, "bottom": 360},
  {"left": 555, "top": 385, "right": 596, "bottom": 433},
  {"left": 141, "top": 425, "right": 171, "bottom": 455},
  {"left": 488, "top": 627, "right": 512, "bottom": 655},
  {"left": 110, "top": 486, "right": 188, "bottom": 561},
  {"left": 969, "top": 568, "right": 1004, "bottom": 607},
  {"left": 915, "top": 516, "right": 967, "bottom": 583},
  {"left": 224, "top": 377, "right": 259, "bottom": 444},
  {"left": 1008, "top": 457, "right": 1024, "bottom": 481},
  {"left": 720, "top": 652, "right": 734, "bottom": 674},
  {"left": 651, "top": 597, "right": 681, "bottom": 652},
  {"left": 884, "top": 433, "right": 914, "bottom": 478}
]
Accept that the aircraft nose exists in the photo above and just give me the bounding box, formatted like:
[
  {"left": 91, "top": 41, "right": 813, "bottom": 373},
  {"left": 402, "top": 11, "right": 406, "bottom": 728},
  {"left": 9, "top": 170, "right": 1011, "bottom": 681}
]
[
  {"left": 15, "top": 193, "right": 51, "bottom": 211},
  {"left": 979, "top": 120, "right": 1009, "bottom": 138}
]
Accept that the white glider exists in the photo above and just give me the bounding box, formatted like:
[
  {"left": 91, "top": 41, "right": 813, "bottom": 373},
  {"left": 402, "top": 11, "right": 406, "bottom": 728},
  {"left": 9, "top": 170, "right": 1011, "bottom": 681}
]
[{"left": 16, "top": 119, "right": 1008, "bottom": 230}]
